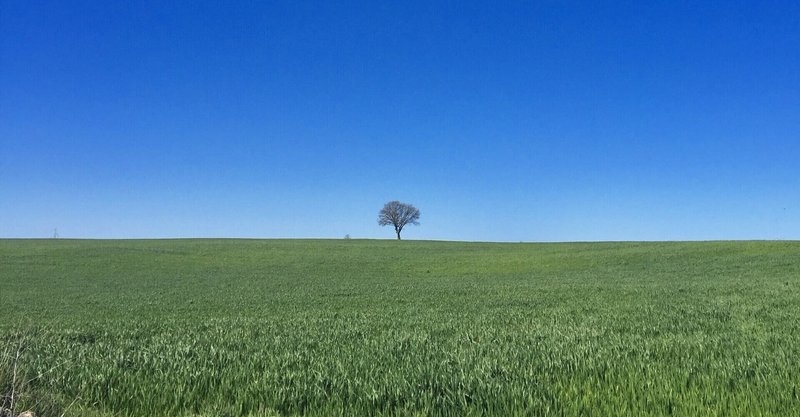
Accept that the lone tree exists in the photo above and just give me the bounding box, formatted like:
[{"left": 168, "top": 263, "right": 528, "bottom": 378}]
[{"left": 378, "top": 201, "right": 420, "bottom": 240}]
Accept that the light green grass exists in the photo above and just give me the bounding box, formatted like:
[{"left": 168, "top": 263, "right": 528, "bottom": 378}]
[{"left": 1, "top": 239, "right": 799, "bottom": 416}]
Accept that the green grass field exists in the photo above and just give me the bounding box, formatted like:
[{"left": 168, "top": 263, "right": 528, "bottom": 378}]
[{"left": 1, "top": 239, "right": 799, "bottom": 416}]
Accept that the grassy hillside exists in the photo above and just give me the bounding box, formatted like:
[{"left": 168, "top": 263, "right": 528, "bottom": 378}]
[{"left": 1, "top": 239, "right": 799, "bottom": 416}]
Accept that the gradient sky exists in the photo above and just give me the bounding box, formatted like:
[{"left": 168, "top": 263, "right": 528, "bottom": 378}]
[{"left": 2, "top": 1, "right": 798, "bottom": 241}]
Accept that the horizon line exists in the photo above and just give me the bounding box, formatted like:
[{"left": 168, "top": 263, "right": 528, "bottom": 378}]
[{"left": 1, "top": 237, "right": 797, "bottom": 244}]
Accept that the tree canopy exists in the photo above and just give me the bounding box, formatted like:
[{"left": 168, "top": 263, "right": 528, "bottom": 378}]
[{"left": 378, "top": 201, "right": 420, "bottom": 240}]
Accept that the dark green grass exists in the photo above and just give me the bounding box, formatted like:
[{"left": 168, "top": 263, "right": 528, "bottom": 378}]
[{"left": 1, "top": 239, "right": 799, "bottom": 416}]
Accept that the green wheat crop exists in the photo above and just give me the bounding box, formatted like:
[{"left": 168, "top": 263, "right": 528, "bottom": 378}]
[{"left": 1, "top": 239, "right": 799, "bottom": 416}]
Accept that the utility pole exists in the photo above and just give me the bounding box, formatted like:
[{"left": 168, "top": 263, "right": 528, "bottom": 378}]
[{"left": 53, "top": 228, "right": 59, "bottom": 239}]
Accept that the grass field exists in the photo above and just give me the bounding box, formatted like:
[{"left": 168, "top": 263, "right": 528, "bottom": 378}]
[{"left": 1, "top": 239, "right": 799, "bottom": 416}]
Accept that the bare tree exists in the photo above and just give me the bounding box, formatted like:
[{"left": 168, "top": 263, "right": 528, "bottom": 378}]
[{"left": 378, "top": 201, "right": 420, "bottom": 240}]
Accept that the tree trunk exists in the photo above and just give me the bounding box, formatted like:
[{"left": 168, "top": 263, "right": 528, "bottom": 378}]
[{"left": 396, "top": 230, "right": 401, "bottom": 240}]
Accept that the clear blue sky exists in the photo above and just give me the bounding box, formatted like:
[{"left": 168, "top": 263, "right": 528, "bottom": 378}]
[{"left": 1, "top": 1, "right": 798, "bottom": 241}]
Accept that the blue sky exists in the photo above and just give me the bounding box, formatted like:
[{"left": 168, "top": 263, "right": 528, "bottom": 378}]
[{"left": 1, "top": 1, "right": 798, "bottom": 241}]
